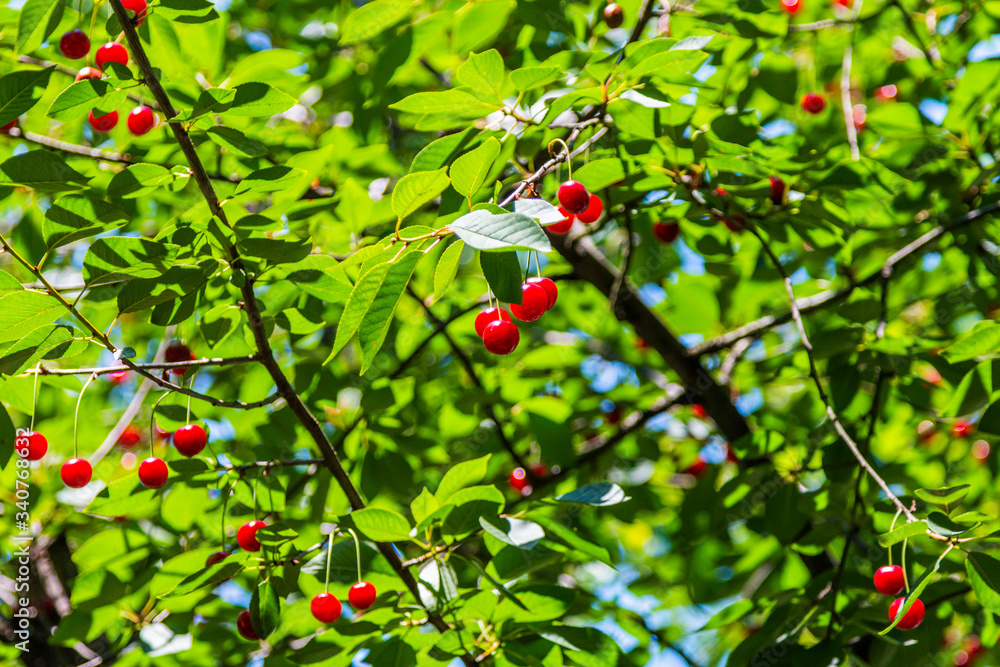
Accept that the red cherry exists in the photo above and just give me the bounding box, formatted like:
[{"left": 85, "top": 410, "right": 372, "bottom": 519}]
[
  {"left": 605, "top": 407, "right": 622, "bottom": 424},
  {"left": 801, "top": 92, "right": 826, "bottom": 114},
  {"left": 781, "top": 0, "right": 802, "bottom": 12},
  {"left": 474, "top": 307, "right": 511, "bottom": 338},
  {"left": 237, "top": 520, "right": 267, "bottom": 552},
  {"left": 953, "top": 420, "right": 974, "bottom": 438},
  {"left": 652, "top": 221, "right": 679, "bottom": 244},
  {"left": 692, "top": 404, "right": 707, "bottom": 420},
  {"left": 75, "top": 66, "right": 102, "bottom": 82},
  {"left": 526, "top": 276, "right": 558, "bottom": 310},
  {"left": 59, "top": 30, "right": 90, "bottom": 60},
  {"left": 138, "top": 457, "right": 168, "bottom": 489},
  {"left": 164, "top": 341, "right": 194, "bottom": 374},
  {"left": 834, "top": 0, "right": 851, "bottom": 7},
  {"left": 61, "top": 458, "right": 93, "bottom": 488},
  {"left": 509, "top": 464, "right": 547, "bottom": 493},
  {"left": 853, "top": 104, "right": 866, "bottom": 132},
  {"left": 482, "top": 320, "right": 519, "bottom": 355},
  {"left": 889, "top": 597, "right": 925, "bottom": 630},
  {"left": 714, "top": 187, "right": 729, "bottom": 198},
  {"left": 121, "top": 0, "right": 148, "bottom": 25},
  {"left": 236, "top": 610, "right": 259, "bottom": 640},
  {"left": 108, "top": 369, "right": 129, "bottom": 385},
  {"left": 604, "top": 3, "right": 624, "bottom": 27},
  {"left": 875, "top": 84, "right": 898, "bottom": 102},
  {"left": 127, "top": 106, "right": 156, "bottom": 136},
  {"left": 348, "top": 582, "right": 377, "bottom": 610},
  {"left": 576, "top": 194, "right": 604, "bottom": 224},
  {"left": 206, "top": 551, "right": 230, "bottom": 567},
  {"left": 154, "top": 423, "right": 172, "bottom": 441},
  {"left": 557, "top": 180, "right": 590, "bottom": 215},
  {"left": 725, "top": 445, "right": 740, "bottom": 463},
  {"left": 117, "top": 424, "right": 142, "bottom": 449},
  {"left": 684, "top": 459, "right": 708, "bottom": 477},
  {"left": 723, "top": 216, "right": 745, "bottom": 233},
  {"left": 311, "top": 592, "right": 342, "bottom": 623},
  {"left": 874, "top": 565, "right": 905, "bottom": 596},
  {"left": 510, "top": 283, "right": 549, "bottom": 322},
  {"left": 88, "top": 109, "right": 119, "bottom": 133},
  {"left": 549, "top": 206, "right": 574, "bottom": 234},
  {"left": 173, "top": 424, "right": 207, "bottom": 457},
  {"left": 17, "top": 431, "right": 48, "bottom": 461},
  {"left": 769, "top": 176, "right": 786, "bottom": 205},
  {"left": 95, "top": 43, "right": 128, "bottom": 71},
  {"left": 0, "top": 119, "right": 16, "bottom": 134}
]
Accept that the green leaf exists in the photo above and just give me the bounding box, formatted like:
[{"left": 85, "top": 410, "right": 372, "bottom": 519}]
[
  {"left": 574, "top": 159, "right": 626, "bottom": 192},
  {"left": 0, "top": 405, "right": 14, "bottom": 470},
  {"left": 250, "top": 578, "right": 280, "bottom": 638},
  {"left": 173, "top": 88, "right": 236, "bottom": 121},
  {"left": 555, "top": 483, "right": 630, "bottom": 506},
  {"left": 449, "top": 210, "right": 550, "bottom": 252},
  {"left": 206, "top": 126, "right": 269, "bottom": 157},
  {"left": 389, "top": 90, "right": 493, "bottom": 117},
  {"left": 450, "top": 138, "right": 501, "bottom": 198},
  {"left": 0, "top": 292, "right": 66, "bottom": 345},
  {"left": 223, "top": 82, "right": 297, "bottom": 117},
  {"left": 366, "top": 638, "right": 418, "bottom": 667},
  {"left": 233, "top": 474, "right": 286, "bottom": 513},
  {"left": 47, "top": 79, "right": 114, "bottom": 121},
  {"left": 349, "top": 507, "right": 412, "bottom": 541},
  {"left": 436, "top": 455, "right": 491, "bottom": 502},
  {"left": 528, "top": 513, "right": 614, "bottom": 566},
  {"left": 255, "top": 523, "right": 298, "bottom": 548},
  {"left": 942, "top": 321, "right": 1000, "bottom": 362},
  {"left": 108, "top": 163, "right": 189, "bottom": 199},
  {"left": 455, "top": 50, "right": 505, "bottom": 104},
  {"left": 238, "top": 236, "right": 312, "bottom": 264},
  {"left": 340, "top": 0, "right": 412, "bottom": 44},
  {"left": 509, "top": 66, "right": 562, "bottom": 92},
  {"left": 82, "top": 237, "right": 177, "bottom": 286},
  {"left": 512, "top": 198, "right": 565, "bottom": 224},
  {"left": 480, "top": 250, "right": 523, "bottom": 304},
  {"left": 0, "top": 151, "right": 90, "bottom": 192},
  {"left": 357, "top": 250, "right": 423, "bottom": 373},
  {"left": 967, "top": 553, "right": 1000, "bottom": 611},
  {"left": 926, "top": 511, "right": 973, "bottom": 538},
  {"left": 453, "top": 0, "right": 515, "bottom": 54},
  {"left": 479, "top": 515, "right": 545, "bottom": 548},
  {"left": 160, "top": 559, "right": 244, "bottom": 598},
  {"left": 16, "top": 0, "right": 59, "bottom": 54},
  {"left": 880, "top": 553, "right": 946, "bottom": 634},
  {"left": 442, "top": 485, "right": 505, "bottom": 535},
  {"left": 0, "top": 67, "right": 55, "bottom": 127},
  {"left": 391, "top": 168, "right": 451, "bottom": 220},
  {"left": 416, "top": 557, "right": 458, "bottom": 612},
  {"left": 877, "top": 520, "right": 927, "bottom": 547},
  {"left": 234, "top": 166, "right": 306, "bottom": 197},
  {"left": 43, "top": 196, "right": 130, "bottom": 248},
  {"left": 914, "top": 485, "right": 970, "bottom": 513},
  {"left": 433, "top": 240, "right": 465, "bottom": 302},
  {"left": 0, "top": 324, "right": 80, "bottom": 376},
  {"left": 411, "top": 487, "right": 439, "bottom": 525}
]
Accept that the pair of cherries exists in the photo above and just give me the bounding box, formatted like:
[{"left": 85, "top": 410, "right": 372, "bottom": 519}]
[
  {"left": 58, "top": 0, "right": 146, "bottom": 64},
  {"left": 475, "top": 277, "right": 558, "bottom": 355},
  {"left": 509, "top": 465, "right": 547, "bottom": 495},
  {"left": 15, "top": 430, "right": 95, "bottom": 490},
  {"left": 873, "top": 565, "right": 925, "bottom": 630},
  {"left": 549, "top": 181, "right": 604, "bottom": 234},
  {"left": 236, "top": 584, "right": 378, "bottom": 640},
  {"left": 88, "top": 105, "right": 156, "bottom": 135}
]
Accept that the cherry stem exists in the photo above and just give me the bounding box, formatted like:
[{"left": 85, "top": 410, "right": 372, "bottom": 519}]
[
  {"left": 74, "top": 372, "right": 98, "bottom": 458},
  {"left": 30, "top": 363, "right": 39, "bottom": 432},
  {"left": 887, "top": 508, "right": 902, "bottom": 567},
  {"left": 324, "top": 532, "right": 334, "bottom": 593},
  {"left": 901, "top": 536, "right": 910, "bottom": 592},
  {"left": 185, "top": 372, "right": 193, "bottom": 424},
  {"left": 149, "top": 390, "right": 170, "bottom": 458},
  {"left": 548, "top": 138, "right": 572, "bottom": 178},
  {"left": 220, "top": 477, "right": 239, "bottom": 551},
  {"left": 348, "top": 528, "right": 362, "bottom": 584}
]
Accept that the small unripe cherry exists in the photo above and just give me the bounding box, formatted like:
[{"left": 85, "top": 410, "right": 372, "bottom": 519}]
[
  {"left": 510, "top": 283, "right": 549, "bottom": 322},
  {"left": 61, "top": 458, "right": 93, "bottom": 488},
  {"left": 311, "top": 592, "right": 342, "bottom": 623},
  {"left": 652, "top": 221, "right": 679, "bottom": 244},
  {"left": 138, "top": 457, "right": 168, "bottom": 489},
  {"left": 801, "top": 92, "right": 826, "bottom": 114},
  {"left": 474, "top": 307, "right": 511, "bottom": 338},
  {"left": 548, "top": 206, "right": 574, "bottom": 234},
  {"left": 59, "top": 30, "right": 90, "bottom": 60},
  {"left": 75, "top": 67, "right": 103, "bottom": 82},
  {"left": 95, "top": 43, "right": 129, "bottom": 71},
  {"left": 348, "top": 582, "right": 377, "bottom": 610},
  {"left": 236, "top": 610, "right": 259, "bottom": 640},
  {"left": 576, "top": 194, "right": 604, "bottom": 224},
  {"left": 557, "top": 180, "right": 590, "bottom": 215},
  {"left": 482, "top": 320, "right": 520, "bottom": 355},
  {"left": 237, "top": 520, "right": 267, "bottom": 552},
  {"left": 769, "top": 176, "right": 786, "bottom": 205},
  {"left": 525, "top": 277, "right": 558, "bottom": 310},
  {"left": 873, "top": 565, "right": 905, "bottom": 596},
  {"left": 17, "top": 431, "right": 48, "bottom": 461},
  {"left": 173, "top": 424, "right": 207, "bottom": 457},
  {"left": 888, "top": 597, "right": 925, "bottom": 630},
  {"left": 88, "top": 109, "right": 119, "bottom": 133},
  {"left": 604, "top": 3, "right": 624, "bottom": 27},
  {"left": 127, "top": 106, "right": 156, "bottom": 136}
]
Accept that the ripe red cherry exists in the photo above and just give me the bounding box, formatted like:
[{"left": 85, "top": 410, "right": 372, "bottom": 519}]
[
  {"left": 117, "top": 424, "right": 142, "bottom": 449},
  {"left": 549, "top": 206, "right": 574, "bottom": 234},
  {"left": 127, "top": 106, "right": 155, "bottom": 135},
  {"left": 510, "top": 283, "right": 549, "bottom": 322},
  {"left": 801, "top": 92, "right": 826, "bottom": 114},
  {"left": 853, "top": 104, "right": 867, "bottom": 132},
  {"left": 769, "top": 176, "right": 786, "bottom": 205},
  {"left": 206, "top": 551, "right": 230, "bottom": 567},
  {"left": 348, "top": 582, "right": 377, "bottom": 610},
  {"left": 953, "top": 420, "right": 974, "bottom": 438},
  {"left": 108, "top": 369, "right": 129, "bottom": 385},
  {"left": 173, "top": 424, "right": 207, "bottom": 456},
  {"left": 652, "top": 221, "right": 679, "bottom": 244},
  {"left": 88, "top": 109, "right": 118, "bottom": 133},
  {"left": 474, "top": 307, "right": 511, "bottom": 338},
  {"left": 61, "top": 458, "right": 93, "bottom": 488},
  {"left": 604, "top": 3, "right": 624, "bottom": 27},
  {"left": 692, "top": 404, "right": 708, "bottom": 420},
  {"left": 889, "top": 597, "right": 925, "bottom": 630},
  {"left": 0, "top": 119, "right": 16, "bottom": 134},
  {"left": 18, "top": 431, "right": 48, "bottom": 461},
  {"left": 311, "top": 592, "right": 342, "bottom": 623},
  {"left": 834, "top": 0, "right": 851, "bottom": 7},
  {"left": 781, "top": 0, "right": 802, "bottom": 12},
  {"left": 509, "top": 464, "right": 547, "bottom": 493},
  {"left": 576, "top": 194, "right": 604, "bottom": 224},
  {"left": 75, "top": 66, "right": 102, "bottom": 82},
  {"left": 121, "top": 0, "right": 148, "bottom": 25},
  {"left": 526, "top": 277, "right": 558, "bottom": 310},
  {"left": 236, "top": 610, "right": 259, "bottom": 640},
  {"left": 59, "top": 30, "right": 90, "bottom": 60},
  {"left": 482, "top": 320, "right": 520, "bottom": 355},
  {"left": 723, "top": 216, "right": 745, "bottom": 233},
  {"left": 874, "top": 565, "right": 905, "bottom": 596},
  {"left": 138, "top": 457, "right": 168, "bottom": 489},
  {"left": 95, "top": 43, "right": 128, "bottom": 71},
  {"left": 684, "top": 458, "right": 708, "bottom": 477},
  {"left": 164, "top": 341, "right": 195, "bottom": 374},
  {"left": 875, "top": 84, "right": 898, "bottom": 102},
  {"left": 154, "top": 423, "right": 172, "bottom": 441},
  {"left": 237, "top": 520, "right": 267, "bottom": 552},
  {"left": 557, "top": 180, "right": 590, "bottom": 215}
]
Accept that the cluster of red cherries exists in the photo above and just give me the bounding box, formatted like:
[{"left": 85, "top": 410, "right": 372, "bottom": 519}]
[{"left": 873, "top": 564, "right": 925, "bottom": 630}]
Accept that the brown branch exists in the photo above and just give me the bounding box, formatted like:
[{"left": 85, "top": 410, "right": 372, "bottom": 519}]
[
  {"left": 22, "top": 129, "right": 134, "bottom": 163},
  {"left": 25, "top": 355, "right": 258, "bottom": 376},
  {"left": 17, "top": 54, "right": 161, "bottom": 110}
]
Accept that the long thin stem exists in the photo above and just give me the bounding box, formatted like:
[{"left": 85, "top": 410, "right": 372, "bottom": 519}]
[
  {"left": 324, "top": 532, "right": 334, "bottom": 593},
  {"left": 30, "top": 365, "right": 39, "bottom": 432},
  {"left": 74, "top": 373, "right": 98, "bottom": 458},
  {"left": 348, "top": 528, "right": 362, "bottom": 584}
]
